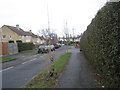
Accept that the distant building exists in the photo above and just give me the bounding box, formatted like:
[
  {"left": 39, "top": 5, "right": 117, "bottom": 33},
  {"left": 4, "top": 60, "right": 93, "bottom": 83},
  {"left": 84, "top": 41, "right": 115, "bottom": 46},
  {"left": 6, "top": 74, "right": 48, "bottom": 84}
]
[{"left": 59, "top": 35, "right": 81, "bottom": 42}]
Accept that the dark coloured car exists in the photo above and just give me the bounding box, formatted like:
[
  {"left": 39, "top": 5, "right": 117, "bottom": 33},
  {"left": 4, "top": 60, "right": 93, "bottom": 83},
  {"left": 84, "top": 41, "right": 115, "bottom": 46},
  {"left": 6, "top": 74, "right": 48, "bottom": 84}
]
[
  {"left": 53, "top": 44, "right": 59, "bottom": 49},
  {"left": 38, "top": 45, "right": 49, "bottom": 54}
]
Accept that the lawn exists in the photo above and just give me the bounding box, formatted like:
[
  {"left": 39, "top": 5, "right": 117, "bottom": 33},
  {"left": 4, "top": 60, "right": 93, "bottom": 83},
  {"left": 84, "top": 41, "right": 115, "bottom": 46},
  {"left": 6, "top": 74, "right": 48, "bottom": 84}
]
[
  {"left": 24, "top": 52, "right": 71, "bottom": 88},
  {"left": 0, "top": 57, "right": 15, "bottom": 62}
]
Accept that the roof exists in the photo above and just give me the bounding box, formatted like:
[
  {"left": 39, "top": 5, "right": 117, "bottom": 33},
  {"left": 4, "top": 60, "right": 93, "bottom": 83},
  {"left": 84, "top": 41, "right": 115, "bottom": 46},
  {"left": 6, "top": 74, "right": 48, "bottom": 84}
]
[
  {"left": 3, "top": 25, "right": 30, "bottom": 36},
  {"left": 25, "top": 31, "right": 38, "bottom": 38},
  {"left": 2, "top": 25, "right": 46, "bottom": 40},
  {"left": 39, "top": 36, "right": 46, "bottom": 40},
  {"left": 3, "top": 25, "right": 37, "bottom": 37}
]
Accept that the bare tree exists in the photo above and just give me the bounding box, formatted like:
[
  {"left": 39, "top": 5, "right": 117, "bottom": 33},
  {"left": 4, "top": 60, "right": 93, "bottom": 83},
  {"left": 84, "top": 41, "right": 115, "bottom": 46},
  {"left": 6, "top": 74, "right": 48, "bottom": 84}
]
[
  {"left": 38, "top": 29, "right": 58, "bottom": 44},
  {"left": 38, "top": 28, "right": 58, "bottom": 77},
  {"left": 63, "top": 20, "right": 69, "bottom": 53}
]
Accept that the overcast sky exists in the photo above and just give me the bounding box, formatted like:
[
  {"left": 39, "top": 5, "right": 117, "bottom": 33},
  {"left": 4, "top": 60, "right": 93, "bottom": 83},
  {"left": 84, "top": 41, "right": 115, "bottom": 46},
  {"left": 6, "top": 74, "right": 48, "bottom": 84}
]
[{"left": 0, "top": 0, "right": 108, "bottom": 37}]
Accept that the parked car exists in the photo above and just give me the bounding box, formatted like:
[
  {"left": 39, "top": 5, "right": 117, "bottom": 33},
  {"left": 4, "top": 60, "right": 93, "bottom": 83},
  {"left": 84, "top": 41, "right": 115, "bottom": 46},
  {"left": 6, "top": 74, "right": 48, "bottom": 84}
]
[
  {"left": 61, "top": 43, "right": 65, "bottom": 46},
  {"left": 45, "top": 45, "right": 50, "bottom": 52},
  {"left": 45, "top": 45, "right": 55, "bottom": 51},
  {"left": 57, "top": 43, "right": 61, "bottom": 47},
  {"left": 53, "top": 44, "right": 59, "bottom": 49},
  {"left": 38, "top": 45, "right": 49, "bottom": 54},
  {"left": 49, "top": 45, "right": 55, "bottom": 51}
]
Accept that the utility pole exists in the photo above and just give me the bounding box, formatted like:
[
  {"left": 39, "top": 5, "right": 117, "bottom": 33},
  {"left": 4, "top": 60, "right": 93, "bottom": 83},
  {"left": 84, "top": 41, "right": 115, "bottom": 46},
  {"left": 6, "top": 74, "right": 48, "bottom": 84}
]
[{"left": 47, "top": 1, "right": 50, "bottom": 32}]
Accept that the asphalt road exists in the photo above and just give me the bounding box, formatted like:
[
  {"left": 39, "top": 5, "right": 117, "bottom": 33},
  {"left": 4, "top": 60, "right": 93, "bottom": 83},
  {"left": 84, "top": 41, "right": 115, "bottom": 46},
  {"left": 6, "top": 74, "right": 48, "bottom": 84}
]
[{"left": 2, "top": 46, "right": 67, "bottom": 88}]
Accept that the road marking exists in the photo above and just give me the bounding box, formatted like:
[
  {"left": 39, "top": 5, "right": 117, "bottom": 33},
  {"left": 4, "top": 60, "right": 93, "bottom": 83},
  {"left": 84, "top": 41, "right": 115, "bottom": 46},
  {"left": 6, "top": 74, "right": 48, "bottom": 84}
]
[
  {"left": 22, "top": 56, "right": 25, "bottom": 58},
  {"left": 0, "top": 66, "right": 14, "bottom": 72},
  {"left": 30, "top": 58, "right": 37, "bottom": 61},
  {"left": 22, "top": 58, "right": 37, "bottom": 64},
  {"left": 22, "top": 61, "right": 30, "bottom": 64}
]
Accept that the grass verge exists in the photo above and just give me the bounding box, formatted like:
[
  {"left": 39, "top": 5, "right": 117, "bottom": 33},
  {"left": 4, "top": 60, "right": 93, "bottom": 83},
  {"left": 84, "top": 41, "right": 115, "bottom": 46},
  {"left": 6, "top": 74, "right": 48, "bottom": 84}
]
[
  {"left": 67, "top": 48, "right": 71, "bottom": 49},
  {"left": 23, "top": 52, "right": 71, "bottom": 88},
  {"left": 0, "top": 57, "right": 15, "bottom": 62},
  {"left": 24, "top": 51, "right": 37, "bottom": 55}
]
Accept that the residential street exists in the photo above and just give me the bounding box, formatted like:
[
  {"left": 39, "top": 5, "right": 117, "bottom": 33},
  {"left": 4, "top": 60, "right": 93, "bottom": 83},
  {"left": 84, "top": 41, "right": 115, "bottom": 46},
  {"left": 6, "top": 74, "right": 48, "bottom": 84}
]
[
  {"left": 57, "top": 46, "right": 100, "bottom": 88},
  {"left": 2, "top": 46, "right": 102, "bottom": 88},
  {"left": 2, "top": 46, "right": 67, "bottom": 88}
]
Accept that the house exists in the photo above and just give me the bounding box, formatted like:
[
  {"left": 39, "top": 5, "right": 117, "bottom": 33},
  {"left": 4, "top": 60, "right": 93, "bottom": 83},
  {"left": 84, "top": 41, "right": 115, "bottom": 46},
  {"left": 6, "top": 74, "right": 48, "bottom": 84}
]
[
  {"left": 0, "top": 25, "right": 42, "bottom": 44},
  {"left": 37, "top": 36, "right": 46, "bottom": 44},
  {"left": 25, "top": 30, "right": 38, "bottom": 44},
  {"left": 0, "top": 24, "right": 47, "bottom": 45},
  {"left": 1, "top": 24, "right": 30, "bottom": 43},
  {"left": 25, "top": 31, "right": 46, "bottom": 44}
]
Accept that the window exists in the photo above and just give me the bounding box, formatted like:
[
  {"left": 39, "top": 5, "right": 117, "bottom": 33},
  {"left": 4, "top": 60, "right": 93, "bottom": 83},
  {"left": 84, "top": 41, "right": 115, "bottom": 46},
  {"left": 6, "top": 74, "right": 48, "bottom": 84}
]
[
  {"left": 10, "top": 36, "right": 13, "bottom": 39},
  {"left": 2, "top": 35, "right": 6, "bottom": 39},
  {"left": 22, "top": 36, "right": 24, "bottom": 40},
  {"left": 26, "top": 36, "right": 28, "bottom": 39}
]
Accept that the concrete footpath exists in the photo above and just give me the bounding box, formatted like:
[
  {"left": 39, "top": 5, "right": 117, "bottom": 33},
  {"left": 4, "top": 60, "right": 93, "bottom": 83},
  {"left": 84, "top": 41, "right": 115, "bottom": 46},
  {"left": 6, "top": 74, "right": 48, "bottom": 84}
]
[{"left": 57, "top": 46, "right": 100, "bottom": 88}]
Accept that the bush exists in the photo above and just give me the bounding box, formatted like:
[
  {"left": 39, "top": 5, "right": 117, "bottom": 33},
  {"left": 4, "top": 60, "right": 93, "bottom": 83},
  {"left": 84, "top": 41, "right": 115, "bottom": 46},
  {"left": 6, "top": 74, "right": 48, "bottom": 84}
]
[
  {"left": 18, "top": 42, "right": 35, "bottom": 52},
  {"left": 80, "top": 2, "right": 120, "bottom": 87},
  {"left": 16, "top": 40, "right": 22, "bottom": 43},
  {"left": 9, "top": 40, "right": 14, "bottom": 43}
]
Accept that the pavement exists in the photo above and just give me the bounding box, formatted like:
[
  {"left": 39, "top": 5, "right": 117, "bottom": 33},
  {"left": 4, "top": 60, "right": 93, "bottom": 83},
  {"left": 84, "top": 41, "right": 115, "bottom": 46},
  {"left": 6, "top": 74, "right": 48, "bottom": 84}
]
[
  {"left": 57, "top": 46, "right": 100, "bottom": 88},
  {"left": 2, "top": 46, "right": 67, "bottom": 88}
]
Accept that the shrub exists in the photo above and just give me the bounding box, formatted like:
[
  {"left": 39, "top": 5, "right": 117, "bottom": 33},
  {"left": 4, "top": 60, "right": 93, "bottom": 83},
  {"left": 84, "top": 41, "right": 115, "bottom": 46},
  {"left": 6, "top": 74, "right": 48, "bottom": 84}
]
[
  {"left": 16, "top": 40, "right": 22, "bottom": 43},
  {"left": 80, "top": 2, "right": 120, "bottom": 87},
  {"left": 18, "top": 42, "right": 35, "bottom": 52}
]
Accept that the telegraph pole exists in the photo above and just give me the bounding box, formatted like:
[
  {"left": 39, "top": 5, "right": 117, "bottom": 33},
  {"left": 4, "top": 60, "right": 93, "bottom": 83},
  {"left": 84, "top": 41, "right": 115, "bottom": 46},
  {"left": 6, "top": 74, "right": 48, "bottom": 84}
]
[{"left": 47, "top": 1, "right": 50, "bottom": 32}]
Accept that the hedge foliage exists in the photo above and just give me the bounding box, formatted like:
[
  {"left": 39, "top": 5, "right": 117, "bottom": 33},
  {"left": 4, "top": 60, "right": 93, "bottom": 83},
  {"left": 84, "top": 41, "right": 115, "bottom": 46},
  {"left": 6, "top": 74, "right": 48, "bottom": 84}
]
[
  {"left": 9, "top": 40, "right": 14, "bottom": 43},
  {"left": 18, "top": 42, "right": 35, "bottom": 52},
  {"left": 16, "top": 40, "right": 22, "bottom": 43},
  {"left": 80, "top": 2, "right": 120, "bottom": 87}
]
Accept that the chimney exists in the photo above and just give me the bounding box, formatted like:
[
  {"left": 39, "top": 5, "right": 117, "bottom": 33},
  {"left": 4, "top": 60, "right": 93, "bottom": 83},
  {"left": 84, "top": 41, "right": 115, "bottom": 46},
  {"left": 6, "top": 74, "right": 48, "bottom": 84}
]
[
  {"left": 29, "top": 30, "right": 32, "bottom": 33},
  {"left": 16, "top": 24, "right": 19, "bottom": 30}
]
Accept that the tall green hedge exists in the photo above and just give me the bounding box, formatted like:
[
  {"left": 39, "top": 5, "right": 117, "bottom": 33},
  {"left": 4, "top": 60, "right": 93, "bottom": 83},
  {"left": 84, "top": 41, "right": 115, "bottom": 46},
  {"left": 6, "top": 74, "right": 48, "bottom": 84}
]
[
  {"left": 18, "top": 42, "right": 35, "bottom": 52},
  {"left": 80, "top": 2, "right": 120, "bottom": 87}
]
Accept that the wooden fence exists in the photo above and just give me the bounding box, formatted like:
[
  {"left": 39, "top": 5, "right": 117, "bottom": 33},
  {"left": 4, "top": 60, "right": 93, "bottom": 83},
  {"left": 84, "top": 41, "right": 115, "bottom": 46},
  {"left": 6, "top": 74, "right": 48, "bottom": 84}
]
[{"left": 0, "top": 42, "right": 8, "bottom": 55}]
